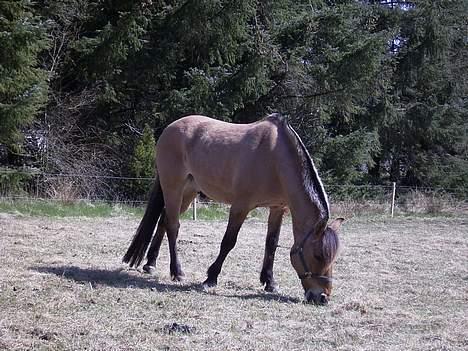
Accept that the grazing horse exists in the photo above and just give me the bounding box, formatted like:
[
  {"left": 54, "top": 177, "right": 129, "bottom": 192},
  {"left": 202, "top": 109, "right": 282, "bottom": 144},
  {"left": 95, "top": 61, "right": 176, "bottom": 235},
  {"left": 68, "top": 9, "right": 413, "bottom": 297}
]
[{"left": 123, "top": 114, "right": 344, "bottom": 305}]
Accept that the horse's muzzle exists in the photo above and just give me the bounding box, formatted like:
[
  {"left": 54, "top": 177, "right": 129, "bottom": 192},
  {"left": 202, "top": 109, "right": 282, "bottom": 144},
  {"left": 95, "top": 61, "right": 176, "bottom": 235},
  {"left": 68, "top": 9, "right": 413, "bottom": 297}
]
[{"left": 305, "top": 290, "right": 329, "bottom": 305}]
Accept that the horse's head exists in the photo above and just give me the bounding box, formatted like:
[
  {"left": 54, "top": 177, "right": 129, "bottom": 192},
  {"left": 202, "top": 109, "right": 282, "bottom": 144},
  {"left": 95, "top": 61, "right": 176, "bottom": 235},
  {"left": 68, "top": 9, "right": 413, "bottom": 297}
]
[{"left": 290, "top": 218, "right": 344, "bottom": 305}]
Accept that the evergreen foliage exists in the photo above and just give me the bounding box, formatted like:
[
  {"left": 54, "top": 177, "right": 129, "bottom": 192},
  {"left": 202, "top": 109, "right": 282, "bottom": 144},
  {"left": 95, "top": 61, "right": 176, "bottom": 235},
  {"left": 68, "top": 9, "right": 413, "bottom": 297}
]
[
  {"left": 0, "top": 0, "right": 466, "bottom": 195},
  {"left": 131, "top": 125, "right": 155, "bottom": 180},
  {"left": 370, "top": 0, "right": 468, "bottom": 189},
  {"left": 0, "top": 0, "right": 48, "bottom": 150},
  {"left": 129, "top": 124, "right": 155, "bottom": 196}
]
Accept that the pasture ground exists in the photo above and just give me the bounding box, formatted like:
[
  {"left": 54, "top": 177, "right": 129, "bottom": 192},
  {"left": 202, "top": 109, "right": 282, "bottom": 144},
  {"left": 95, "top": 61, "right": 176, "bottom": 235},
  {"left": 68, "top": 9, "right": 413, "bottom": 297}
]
[{"left": 0, "top": 213, "right": 467, "bottom": 350}]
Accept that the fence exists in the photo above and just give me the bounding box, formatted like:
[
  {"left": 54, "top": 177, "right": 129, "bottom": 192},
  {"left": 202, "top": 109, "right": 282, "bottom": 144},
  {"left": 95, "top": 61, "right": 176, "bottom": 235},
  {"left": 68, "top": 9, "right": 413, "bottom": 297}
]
[{"left": 0, "top": 170, "right": 466, "bottom": 218}]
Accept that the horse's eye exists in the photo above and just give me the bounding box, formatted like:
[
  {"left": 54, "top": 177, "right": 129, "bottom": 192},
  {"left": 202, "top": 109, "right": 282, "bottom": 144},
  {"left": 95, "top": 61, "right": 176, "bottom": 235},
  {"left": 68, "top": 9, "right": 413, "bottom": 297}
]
[{"left": 314, "top": 255, "right": 323, "bottom": 262}]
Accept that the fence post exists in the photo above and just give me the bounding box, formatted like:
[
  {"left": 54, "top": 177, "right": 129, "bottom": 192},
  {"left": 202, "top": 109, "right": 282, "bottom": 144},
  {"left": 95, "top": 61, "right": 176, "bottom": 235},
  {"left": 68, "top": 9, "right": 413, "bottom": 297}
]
[
  {"left": 192, "top": 196, "right": 197, "bottom": 221},
  {"left": 35, "top": 175, "right": 40, "bottom": 199},
  {"left": 391, "top": 182, "right": 396, "bottom": 218}
]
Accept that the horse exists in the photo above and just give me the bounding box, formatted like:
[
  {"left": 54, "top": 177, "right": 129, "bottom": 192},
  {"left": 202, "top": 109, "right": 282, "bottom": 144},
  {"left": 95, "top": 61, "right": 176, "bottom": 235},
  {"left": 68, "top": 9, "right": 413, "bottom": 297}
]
[{"left": 123, "top": 113, "right": 344, "bottom": 305}]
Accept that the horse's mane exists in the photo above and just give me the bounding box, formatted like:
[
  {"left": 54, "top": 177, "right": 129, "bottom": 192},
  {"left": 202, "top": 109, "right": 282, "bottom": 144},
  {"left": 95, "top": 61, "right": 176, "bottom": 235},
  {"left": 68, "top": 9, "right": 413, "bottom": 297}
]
[{"left": 271, "top": 115, "right": 330, "bottom": 221}]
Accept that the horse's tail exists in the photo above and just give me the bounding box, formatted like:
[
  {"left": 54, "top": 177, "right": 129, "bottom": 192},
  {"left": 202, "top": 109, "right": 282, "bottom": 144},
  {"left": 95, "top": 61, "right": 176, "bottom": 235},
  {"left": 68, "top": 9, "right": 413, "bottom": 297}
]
[{"left": 123, "top": 178, "right": 165, "bottom": 268}]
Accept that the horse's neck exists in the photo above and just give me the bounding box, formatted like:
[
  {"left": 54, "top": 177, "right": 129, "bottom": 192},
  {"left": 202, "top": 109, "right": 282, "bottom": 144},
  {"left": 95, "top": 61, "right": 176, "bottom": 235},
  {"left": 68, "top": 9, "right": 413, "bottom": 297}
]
[
  {"left": 277, "top": 129, "right": 328, "bottom": 243},
  {"left": 289, "top": 190, "right": 325, "bottom": 243},
  {"left": 278, "top": 157, "right": 326, "bottom": 243}
]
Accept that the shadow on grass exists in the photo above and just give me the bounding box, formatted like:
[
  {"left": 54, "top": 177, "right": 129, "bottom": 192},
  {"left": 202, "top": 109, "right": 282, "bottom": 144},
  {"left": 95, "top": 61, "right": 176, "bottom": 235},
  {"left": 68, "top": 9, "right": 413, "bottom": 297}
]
[
  {"left": 31, "top": 265, "right": 202, "bottom": 293},
  {"left": 31, "top": 265, "right": 300, "bottom": 304}
]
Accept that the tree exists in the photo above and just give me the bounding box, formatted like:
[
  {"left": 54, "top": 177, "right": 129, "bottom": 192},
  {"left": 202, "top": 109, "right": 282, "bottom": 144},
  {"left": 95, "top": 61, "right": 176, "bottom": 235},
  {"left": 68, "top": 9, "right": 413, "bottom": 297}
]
[
  {"left": 5, "top": 0, "right": 465, "bottom": 196},
  {"left": 269, "top": 1, "right": 393, "bottom": 183},
  {"left": 32, "top": 0, "right": 151, "bottom": 176},
  {"left": 370, "top": 0, "right": 468, "bottom": 190},
  {"left": 0, "top": 0, "right": 48, "bottom": 153}
]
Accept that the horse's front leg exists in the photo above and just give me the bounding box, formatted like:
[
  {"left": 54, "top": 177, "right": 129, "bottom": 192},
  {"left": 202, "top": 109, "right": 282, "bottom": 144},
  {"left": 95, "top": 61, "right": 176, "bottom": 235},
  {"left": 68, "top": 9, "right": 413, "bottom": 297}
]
[
  {"left": 203, "top": 206, "right": 249, "bottom": 287},
  {"left": 260, "top": 207, "right": 286, "bottom": 292}
]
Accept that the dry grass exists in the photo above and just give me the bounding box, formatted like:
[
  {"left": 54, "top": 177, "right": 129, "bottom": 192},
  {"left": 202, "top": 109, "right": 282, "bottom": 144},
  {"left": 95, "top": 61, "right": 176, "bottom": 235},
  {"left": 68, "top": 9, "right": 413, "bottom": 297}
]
[{"left": 0, "top": 213, "right": 467, "bottom": 351}]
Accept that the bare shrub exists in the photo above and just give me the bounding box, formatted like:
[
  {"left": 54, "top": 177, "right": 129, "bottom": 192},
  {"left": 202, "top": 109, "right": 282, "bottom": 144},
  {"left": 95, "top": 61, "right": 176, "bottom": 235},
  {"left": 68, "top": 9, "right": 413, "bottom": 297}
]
[
  {"left": 331, "top": 200, "right": 389, "bottom": 218},
  {"left": 331, "top": 189, "right": 467, "bottom": 217},
  {"left": 399, "top": 190, "right": 462, "bottom": 215},
  {"left": 38, "top": 88, "right": 121, "bottom": 200},
  {"left": 43, "top": 176, "right": 79, "bottom": 202},
  {"left": 30, "top": 2, "right": 122, "bottom": 201}
]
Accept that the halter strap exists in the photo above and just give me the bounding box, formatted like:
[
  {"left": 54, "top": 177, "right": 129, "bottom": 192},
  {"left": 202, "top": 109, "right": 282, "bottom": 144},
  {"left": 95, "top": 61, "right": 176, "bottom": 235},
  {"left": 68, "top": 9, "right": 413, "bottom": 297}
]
[{"left": 290, "top": 221, "right": 332, "bottom": 283}]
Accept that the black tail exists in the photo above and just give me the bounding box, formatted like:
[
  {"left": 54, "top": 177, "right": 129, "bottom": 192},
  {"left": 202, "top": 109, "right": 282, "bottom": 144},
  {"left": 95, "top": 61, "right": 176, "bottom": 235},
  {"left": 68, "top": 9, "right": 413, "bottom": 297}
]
[{"left": 123, "top": 178, "right": 165, "bottom": 267}]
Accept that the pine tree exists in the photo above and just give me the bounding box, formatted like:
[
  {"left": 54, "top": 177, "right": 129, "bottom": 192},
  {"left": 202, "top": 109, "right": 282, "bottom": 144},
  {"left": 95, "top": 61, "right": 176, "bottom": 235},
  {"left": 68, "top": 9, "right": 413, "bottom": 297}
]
[
  {"left": 372, "top": 0, "right": 468, "bottom": 189},
  {"left": 131, "top": 124, "right": 155, "bottom": 179},
  {"left": 272, "top": 0, "right": 393, "bottom": 183},
  {"left": 19, "top": 0, "right": 466, "bottom": 193},
  {"left": 0, "top": 0, "right": 48, "bottom": 151},
  {"left": 130, "top": 124, "right": 155, "bottom": 196}
]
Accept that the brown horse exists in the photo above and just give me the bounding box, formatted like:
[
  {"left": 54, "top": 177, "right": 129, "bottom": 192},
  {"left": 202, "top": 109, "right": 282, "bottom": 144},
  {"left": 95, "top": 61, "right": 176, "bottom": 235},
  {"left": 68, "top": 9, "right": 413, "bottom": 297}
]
[{"left": 123, "top": 113, "right": 344, "bottom": 305}]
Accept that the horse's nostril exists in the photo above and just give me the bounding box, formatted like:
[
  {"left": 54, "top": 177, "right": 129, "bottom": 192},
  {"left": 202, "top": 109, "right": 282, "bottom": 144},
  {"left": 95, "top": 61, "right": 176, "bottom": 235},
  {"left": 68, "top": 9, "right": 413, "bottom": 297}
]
[{"left": 319, "top": 293, "right": 328, "bottom": 305}]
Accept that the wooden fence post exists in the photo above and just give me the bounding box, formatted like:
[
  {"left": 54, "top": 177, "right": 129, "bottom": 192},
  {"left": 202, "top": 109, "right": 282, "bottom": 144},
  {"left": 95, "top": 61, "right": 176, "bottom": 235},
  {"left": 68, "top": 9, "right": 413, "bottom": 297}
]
[
  {"left": 192, "top": 196, "right": 197, "bottom": 220},
  {"left": 391, "top": 182, "right": 396, "bottom": 218},
  {"left": 35, "top": 175, "right": 40, "bottom": 198}
]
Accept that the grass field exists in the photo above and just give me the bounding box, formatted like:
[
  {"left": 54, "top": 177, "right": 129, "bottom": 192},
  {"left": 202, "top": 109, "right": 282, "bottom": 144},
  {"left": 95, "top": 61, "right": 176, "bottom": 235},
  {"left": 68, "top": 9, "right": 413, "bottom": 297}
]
[{"left": 0, "top": 212, "right": 467, "bottom": 350}]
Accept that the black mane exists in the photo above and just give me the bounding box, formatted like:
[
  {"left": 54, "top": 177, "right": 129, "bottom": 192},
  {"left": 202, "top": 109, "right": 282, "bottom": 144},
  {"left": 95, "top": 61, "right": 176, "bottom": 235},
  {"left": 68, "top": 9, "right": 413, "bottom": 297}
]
[{"left": 285, "top": 121, "right": 330, "bottom": 221}]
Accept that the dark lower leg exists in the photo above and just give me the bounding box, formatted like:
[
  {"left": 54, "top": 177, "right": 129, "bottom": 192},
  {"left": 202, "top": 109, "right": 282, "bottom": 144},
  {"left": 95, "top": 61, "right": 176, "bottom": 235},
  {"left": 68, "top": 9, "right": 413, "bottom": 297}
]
[
  {"left": 165, "top": 191, "right": 196, "bottom": 279},
  {"left": 204, "top": 233, "right": 238, "bottom": 286},
  {"left": 203, "top": 208, "right": 248, "bottom": 287},
  {"left": 143, "top": 212, "right": 166, "bottom": 273},
  {"left": 166, "top": 221, "right": 183, "bottom": 281},
  {"left": 144, "top": 188, "right": 195, "bottom": 274},
  {"left": 260, "top": 208, "right": 284, "bottom": 292}
]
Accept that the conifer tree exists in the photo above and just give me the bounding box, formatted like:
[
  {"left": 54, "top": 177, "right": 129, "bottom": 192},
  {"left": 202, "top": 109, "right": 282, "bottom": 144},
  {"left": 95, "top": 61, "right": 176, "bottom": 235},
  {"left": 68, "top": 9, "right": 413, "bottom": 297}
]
[
  {"left": 13, "top": 0, "right": 466, "bottom": 192},
  {"left": 130, "top": 124, "right": 155, "bottom": 195},
  {"left": 0, "top": 0, "right": 48, "bottom": 151},
  {"left": 272, "top": 0, "right": 393, "bottom": 183},
  {"left": 371, "top": 0, "right": 468, "bottom": 189}
]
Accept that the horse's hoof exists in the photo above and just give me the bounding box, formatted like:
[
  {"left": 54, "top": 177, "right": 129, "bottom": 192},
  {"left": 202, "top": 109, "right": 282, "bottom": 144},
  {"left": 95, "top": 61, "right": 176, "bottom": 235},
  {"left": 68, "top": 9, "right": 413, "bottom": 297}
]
[
  {"left": 171, "top": 274, "right": 184, "bottom": 282},
  {"left": 202, "top": 278, "right": 217, "bottom": 289},
  {"left": 143, "top": 264, "right": 156, "bottom": 274},
  {"left": 264, "top": 283, "right": 278, "bottom": 293}
]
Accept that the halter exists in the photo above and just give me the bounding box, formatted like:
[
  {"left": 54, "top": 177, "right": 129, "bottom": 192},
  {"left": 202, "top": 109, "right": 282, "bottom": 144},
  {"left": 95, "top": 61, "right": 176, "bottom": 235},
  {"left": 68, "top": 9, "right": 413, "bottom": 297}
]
[{"left": 290, "top": 224, "right": 333, "bottom": 284}]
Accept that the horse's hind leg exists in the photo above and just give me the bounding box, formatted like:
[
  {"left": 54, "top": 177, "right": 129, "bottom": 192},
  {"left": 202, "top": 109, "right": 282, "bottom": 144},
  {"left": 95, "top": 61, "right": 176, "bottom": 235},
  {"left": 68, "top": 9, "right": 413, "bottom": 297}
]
[
  {"left": 142, "top": 210, "right": 166, "bottom": 274},
  {"left": 143, "top": 185, "right": 197, "bottom": 276},
  {"left": 164, "top": 179, "right": 199, "bottom": 281},
  {"left": 260, "top": 207, "right": 286, "bottom": 292},
  {"left": 203, "top": 205, "right": 249, "bottom": 287}
]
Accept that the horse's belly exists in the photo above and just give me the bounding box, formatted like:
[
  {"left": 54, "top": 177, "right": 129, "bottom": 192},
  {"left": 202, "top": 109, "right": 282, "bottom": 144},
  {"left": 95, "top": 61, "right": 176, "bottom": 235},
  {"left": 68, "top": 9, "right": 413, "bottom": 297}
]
[
  {"left": 189, "top": 174, "right": 237, "bottom": 204},
  {"left": 190, "top": 169, "right": 286, "bottom": 208}
]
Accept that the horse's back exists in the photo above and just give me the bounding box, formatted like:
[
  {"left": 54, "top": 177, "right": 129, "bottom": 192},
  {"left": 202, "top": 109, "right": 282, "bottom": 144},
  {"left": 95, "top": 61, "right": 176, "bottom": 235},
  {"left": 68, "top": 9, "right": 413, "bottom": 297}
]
[{"left": 156, "top": 115, "right": 287, "bottom": 206}]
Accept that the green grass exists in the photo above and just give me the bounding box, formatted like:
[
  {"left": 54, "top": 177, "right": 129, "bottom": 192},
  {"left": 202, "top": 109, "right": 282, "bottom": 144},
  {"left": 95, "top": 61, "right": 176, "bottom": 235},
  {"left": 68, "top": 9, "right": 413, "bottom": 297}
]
[
  {"left": 0, "top": 199, "right": 131, "bottom": 218},
  {"left": 0, "top": 199, "right": 235, "bottom": 220},
  {"left": 179, "top": 203, "right": 266, "bottom": 221},
  {"left": 180, "top": 206, "right": 227, "bottom": 220},
  {"left": 1, "top": 197, "right": 464, "bottom": 220}
]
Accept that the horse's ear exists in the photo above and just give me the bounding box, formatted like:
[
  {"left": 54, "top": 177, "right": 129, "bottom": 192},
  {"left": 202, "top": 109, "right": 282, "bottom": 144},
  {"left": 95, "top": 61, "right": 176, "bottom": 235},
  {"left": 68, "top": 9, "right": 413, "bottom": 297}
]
[{"left": 329, "top": 218, "right": 345, "bottom": 232}]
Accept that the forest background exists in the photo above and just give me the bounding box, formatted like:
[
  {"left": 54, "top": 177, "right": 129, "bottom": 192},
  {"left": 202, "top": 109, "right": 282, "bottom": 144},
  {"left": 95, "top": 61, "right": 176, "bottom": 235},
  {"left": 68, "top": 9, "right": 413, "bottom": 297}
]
[{"left": 1, "top": 0, "right": 467, "bottom": 200}]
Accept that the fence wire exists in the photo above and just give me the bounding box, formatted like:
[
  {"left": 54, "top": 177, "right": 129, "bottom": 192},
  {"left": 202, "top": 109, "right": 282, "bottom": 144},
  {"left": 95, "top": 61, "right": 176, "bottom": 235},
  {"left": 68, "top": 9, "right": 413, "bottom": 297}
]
[{"left": 0, "top": 171, "right": 466, "bottom": 217}]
